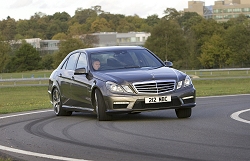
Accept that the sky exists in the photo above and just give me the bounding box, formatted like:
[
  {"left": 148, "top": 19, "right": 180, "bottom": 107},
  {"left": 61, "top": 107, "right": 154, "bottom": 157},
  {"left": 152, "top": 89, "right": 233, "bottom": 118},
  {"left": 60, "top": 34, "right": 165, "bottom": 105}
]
[{"left": 0, "top": 0, "right": 216, "bottom": 20}]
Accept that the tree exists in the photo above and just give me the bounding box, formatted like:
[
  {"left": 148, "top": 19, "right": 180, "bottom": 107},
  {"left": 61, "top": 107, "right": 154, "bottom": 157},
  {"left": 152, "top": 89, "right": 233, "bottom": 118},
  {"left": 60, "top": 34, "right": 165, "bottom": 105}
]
[
  {"left": 72, "top": 8, "right": 98, "bottom": 24},
  {"left": 177, "top": 12, "right": 201, "bottom": 30},
  {"left": 124, "top": 15, "right": 145, "bottom": 31},
  {"left": 53, "top": 38, "right": 92, "bottom": 68},
  {"left": 40, "top": 54, "right": 54, "bottom": 70},
  {"left": 116, "top": 19, "right": 136, "bottom": 32},
  {"left": 224, "top": 21, "right": 250, "bottom": 67},
  {"left": 52, "top": 12, "right": 71, "bottom": 22},
  {"left": 0, "top": 17, "right": 16, "bottom": 40},
  {"left": 145, "top": 14, "right": 160, "bottom": 27},
  {"left": 11, "top": 41, "right": 41, "bottom": 72},
  {"left": 68, "top": 22, "right": 88, "bottom": 36},
  {"left": 199, "top": 34, "right": 231, "bottom": 68},
  {"left": 15, "top": 20, "right": 30, "bottom": 38},
  {"left": 0, "top": 34, "right": 11, "bottom": 72},
  {"left": 99, "top": 13, "right": 125, "bottom": 31},
  {"left": 185, "top": 18, "right": 224, "bottom": 69},
  {"left": 145, "top": 19, "right": 188, "bottom": 69},
  {"left": 46, "top": 22, "right": 63, "bottom": 39},
  {"left": 90, "top": 17, "right": 112, "bottom": 32},
  {"left": 52, "top": 32, "right": 68, "bottom": 40},
  {"left": 163, "top": 8, "right": 181, "bottom": 20},
  {"left": 224, "top": 14, "right": 249, "bottom": 29}
]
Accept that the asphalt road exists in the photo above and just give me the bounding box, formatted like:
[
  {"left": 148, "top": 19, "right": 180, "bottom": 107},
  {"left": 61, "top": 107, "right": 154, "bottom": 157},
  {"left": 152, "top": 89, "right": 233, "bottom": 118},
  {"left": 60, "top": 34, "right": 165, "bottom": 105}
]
[{"left": 0, "top": 95, "right": 250, "bottom": 161}]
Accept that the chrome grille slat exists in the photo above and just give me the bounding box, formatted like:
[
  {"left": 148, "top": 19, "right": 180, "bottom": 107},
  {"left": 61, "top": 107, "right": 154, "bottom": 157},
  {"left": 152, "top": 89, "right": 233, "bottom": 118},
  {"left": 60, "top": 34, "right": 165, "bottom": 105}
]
[{"left": 133, "top": 80, "right": 175, "bottom": 94}]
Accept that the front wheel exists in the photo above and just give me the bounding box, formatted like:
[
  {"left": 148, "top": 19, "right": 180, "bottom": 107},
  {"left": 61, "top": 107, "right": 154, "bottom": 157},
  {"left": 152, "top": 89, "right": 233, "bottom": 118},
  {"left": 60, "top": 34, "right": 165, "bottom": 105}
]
[
  {"left": 175, "top": 108, "right": 192, "bottom": 118},
  {"left": 52, "top": 87, "right": 72, "bottom": 116},
  {"left": 94, "top": 89, "right": 112, "bottom": 121}
]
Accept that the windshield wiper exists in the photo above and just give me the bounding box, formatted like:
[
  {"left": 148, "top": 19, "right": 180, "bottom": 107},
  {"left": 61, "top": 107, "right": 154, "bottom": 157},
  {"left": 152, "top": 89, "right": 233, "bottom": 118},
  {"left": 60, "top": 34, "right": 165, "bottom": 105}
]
[{"left": 124, "top": 65, "right": 140, "bottom": 69}]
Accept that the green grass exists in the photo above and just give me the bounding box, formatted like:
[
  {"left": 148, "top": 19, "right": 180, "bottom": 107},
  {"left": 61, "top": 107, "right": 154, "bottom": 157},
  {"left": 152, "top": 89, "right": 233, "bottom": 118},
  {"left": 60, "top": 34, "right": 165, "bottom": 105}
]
[
  {"left": 0, "top": 86, "right": 51, "bottom": 114},
  {"left": 193, "top": 78, "right": 250, "bottom": 96}
]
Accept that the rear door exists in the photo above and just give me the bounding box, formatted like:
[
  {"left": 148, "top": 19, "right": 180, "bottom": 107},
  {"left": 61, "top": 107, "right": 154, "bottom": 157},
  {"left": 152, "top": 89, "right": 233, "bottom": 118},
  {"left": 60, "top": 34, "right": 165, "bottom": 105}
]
[{"left": 59, "top": 52, "right": 79, "bottom": 105}]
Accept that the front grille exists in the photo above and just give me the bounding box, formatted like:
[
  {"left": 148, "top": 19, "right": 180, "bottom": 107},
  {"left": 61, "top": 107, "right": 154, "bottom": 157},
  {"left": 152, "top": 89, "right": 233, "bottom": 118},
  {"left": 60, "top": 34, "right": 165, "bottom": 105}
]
[{"left": 133, "top": 80, "right": 175, "bottom": 94}]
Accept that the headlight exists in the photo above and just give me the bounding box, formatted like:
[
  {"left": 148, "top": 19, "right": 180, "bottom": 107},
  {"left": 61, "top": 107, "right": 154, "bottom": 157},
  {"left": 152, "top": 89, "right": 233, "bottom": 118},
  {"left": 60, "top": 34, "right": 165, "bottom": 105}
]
[
  {"left": 177, "top": 81, "right": 182, "bottom": 89},
  {"left": 106, "top": 81, "right": 124, "bottom": 93},
  {"left": 122, "top": 85, "right": 133, "bottom": 93},
  {"left": 177, "top": 76, "right": 192, "bottom": 90},
  {"left": 184, "top": 75, "right": 192, "bottom": 87},
  {"left": 106, "top": 81, "right": 133, "bottom": 93}
]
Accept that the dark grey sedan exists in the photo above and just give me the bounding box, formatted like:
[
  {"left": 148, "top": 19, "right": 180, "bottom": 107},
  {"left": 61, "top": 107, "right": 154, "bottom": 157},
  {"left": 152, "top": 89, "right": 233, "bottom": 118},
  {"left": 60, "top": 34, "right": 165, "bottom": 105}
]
[{"left": 48, "top": 46, "right": 196, "bottom": 121}]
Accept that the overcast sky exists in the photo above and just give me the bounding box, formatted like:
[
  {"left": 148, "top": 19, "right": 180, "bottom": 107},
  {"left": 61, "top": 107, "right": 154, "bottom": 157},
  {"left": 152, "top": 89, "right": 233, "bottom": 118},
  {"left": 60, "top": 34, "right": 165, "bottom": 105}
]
[{"left": 0, "top": 0, "right": 216, "bottom": 20}]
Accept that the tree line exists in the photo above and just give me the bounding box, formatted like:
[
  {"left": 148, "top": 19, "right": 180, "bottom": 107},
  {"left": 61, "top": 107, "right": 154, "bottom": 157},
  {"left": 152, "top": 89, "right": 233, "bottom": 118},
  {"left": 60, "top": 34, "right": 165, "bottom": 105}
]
[{"left": 0, "top": 6, "right": 250, "bottom": 72}]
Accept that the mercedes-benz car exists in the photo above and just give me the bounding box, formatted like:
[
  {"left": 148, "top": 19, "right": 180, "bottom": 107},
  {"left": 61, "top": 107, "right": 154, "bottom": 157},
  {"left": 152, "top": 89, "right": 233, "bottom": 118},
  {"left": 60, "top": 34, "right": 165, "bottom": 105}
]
[{"left": 48, "top": 46, "right": 196, "bottom": 121}]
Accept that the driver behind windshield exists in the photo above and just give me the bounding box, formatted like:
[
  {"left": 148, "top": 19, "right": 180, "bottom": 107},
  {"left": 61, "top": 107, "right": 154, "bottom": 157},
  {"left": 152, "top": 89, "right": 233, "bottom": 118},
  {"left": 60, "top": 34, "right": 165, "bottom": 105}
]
[{"left": 92, "top": 59, "right": 101, "bottom": 70}]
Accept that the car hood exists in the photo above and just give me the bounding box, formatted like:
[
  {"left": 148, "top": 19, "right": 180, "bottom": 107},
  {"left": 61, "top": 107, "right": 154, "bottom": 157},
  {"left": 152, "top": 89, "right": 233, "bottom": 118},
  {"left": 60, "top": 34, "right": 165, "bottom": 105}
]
[{"left": 94, "top": 67, "right": 185, "bottom": 84}]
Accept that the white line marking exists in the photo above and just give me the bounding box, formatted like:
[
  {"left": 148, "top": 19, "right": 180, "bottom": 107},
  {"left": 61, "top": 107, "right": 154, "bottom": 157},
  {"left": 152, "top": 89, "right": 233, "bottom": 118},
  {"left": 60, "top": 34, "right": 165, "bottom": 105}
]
[
  {"left": 230, "top": 109, "right": 250, "bottom": 124},
  {"left": 0, "top": 145, "right": 90, "bottom": 161},
  {"left": 0, "top": 110, "right": 91, "bottom": 161},
  {"left": 198, "top": 94, "right": 250, "bottom": 99},
  {"left": 0, "top": 110, "right": 52, "bottom": 119}
]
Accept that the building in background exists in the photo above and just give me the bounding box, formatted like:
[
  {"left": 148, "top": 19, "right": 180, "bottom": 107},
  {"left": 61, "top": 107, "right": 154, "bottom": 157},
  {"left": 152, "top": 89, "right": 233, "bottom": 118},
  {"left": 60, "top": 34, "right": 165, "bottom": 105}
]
[
  {"left": 24, "top": 38, "right": 60, "bottom": 54},
  {"left": 38, "top": 40, "right": 60, "bottom": 54},
  {"left": 23, "top": 32, "right": 150, "bottom": 54},
  {"left": 184, "top": 0, "right": 250, "bottom": 22},
  {"left": 92, "top": 32, "right": 151, "bottom": 47}
]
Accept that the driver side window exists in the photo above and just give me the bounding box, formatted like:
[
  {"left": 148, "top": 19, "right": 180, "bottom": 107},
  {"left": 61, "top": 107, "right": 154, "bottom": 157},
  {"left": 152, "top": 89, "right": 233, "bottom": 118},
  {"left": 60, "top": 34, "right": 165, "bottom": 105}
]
[
  {"left": 76, "top": 53, "right": 87, "bottom": 69},
  {"left": 65, "top": 53, "right": 79, "bottom": 70}
]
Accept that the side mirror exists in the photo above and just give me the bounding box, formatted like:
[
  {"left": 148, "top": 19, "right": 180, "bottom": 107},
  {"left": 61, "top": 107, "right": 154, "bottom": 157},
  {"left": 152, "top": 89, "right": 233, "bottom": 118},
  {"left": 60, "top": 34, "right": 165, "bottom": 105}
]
[
  {"left": 74, "top": 68, "right": 87, "bottom": 75},
  {"left": 164, "top": 61, "right": 173, "bottom": 68}
]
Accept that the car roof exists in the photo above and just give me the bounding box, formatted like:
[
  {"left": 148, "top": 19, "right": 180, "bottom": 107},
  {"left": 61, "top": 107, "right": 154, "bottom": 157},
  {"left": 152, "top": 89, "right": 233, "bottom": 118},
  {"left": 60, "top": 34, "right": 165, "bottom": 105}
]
[{"left": 76, "top": 46, "right": 145, "bottom": 53}]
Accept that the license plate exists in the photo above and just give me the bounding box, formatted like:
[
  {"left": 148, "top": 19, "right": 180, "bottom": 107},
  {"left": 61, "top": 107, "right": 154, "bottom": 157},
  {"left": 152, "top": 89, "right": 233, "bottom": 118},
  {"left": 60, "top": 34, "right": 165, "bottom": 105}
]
[{"left": 145, "top": 96, "right": 171, "bottom": 104}]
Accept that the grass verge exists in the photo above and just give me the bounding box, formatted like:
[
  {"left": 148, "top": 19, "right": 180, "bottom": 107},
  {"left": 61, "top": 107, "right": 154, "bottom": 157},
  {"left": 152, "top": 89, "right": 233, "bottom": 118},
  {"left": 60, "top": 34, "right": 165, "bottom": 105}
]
[
  {"left": 0, "top": 86, "right": 51, "bottom": 114},
  {"left": 193, "top": 78, "right": 250, "bottom": 96}
]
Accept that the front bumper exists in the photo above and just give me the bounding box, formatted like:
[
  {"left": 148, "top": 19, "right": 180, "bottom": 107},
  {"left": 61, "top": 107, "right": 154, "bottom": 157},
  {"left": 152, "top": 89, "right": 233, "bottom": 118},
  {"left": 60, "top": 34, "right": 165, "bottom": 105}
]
[{"left": 103, "top": 86, "right": 196, "bottom": 114}]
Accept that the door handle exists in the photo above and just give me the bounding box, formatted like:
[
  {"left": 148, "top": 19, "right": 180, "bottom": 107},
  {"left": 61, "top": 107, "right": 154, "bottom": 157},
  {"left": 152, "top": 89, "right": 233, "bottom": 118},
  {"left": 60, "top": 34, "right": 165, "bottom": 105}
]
[{"left": 71, "top": 76, "right": 75, "bottom": 80}]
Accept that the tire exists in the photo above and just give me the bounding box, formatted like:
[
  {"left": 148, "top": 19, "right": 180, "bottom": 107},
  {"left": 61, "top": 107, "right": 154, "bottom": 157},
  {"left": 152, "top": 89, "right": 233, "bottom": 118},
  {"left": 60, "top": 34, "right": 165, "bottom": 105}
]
[
  {"left": 175, "top": 108, "right": 192, "bottom": 118},
  {"left": 52, "top": 87, "right": 72, "bottom": 116},
  {"left": 94, "top": 89, "right": 112, "bottom": 121}
]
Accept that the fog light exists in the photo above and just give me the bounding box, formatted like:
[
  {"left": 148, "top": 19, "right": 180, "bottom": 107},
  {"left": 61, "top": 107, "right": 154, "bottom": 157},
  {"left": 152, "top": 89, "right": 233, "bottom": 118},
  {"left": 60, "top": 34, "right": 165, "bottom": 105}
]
[
  {"left": 182, "top": 96, "right": 194, "bottom": 100},
  {"left": 113, "top": 102, "right": 129, "bottom": 104}
]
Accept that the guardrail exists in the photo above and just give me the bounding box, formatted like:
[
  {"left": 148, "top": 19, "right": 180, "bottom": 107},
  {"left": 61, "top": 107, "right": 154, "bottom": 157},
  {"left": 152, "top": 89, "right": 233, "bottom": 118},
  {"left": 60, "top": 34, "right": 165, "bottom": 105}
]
[
  {"left": 182, "top": 68, "right": 250, "bottom": 77},
  {"left": 0, "top": 78, "right": 49, "bottom": 87},
  {"left": 185, "top": 68, "right": 250, "bottom": 71}
]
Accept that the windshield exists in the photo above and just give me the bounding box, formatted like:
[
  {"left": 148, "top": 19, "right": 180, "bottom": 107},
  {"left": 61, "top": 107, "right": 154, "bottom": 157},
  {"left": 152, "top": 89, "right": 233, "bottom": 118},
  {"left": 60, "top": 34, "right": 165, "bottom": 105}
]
[{"left": 90, "top": 49, "right": 164, "bottom": 71}]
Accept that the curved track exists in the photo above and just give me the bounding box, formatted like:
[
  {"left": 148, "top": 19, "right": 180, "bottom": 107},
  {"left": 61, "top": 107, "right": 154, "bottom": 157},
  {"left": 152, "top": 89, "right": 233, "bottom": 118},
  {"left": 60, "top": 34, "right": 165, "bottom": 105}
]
[{"left": 0, "top": 95, "right": 250, "bottom": 161}]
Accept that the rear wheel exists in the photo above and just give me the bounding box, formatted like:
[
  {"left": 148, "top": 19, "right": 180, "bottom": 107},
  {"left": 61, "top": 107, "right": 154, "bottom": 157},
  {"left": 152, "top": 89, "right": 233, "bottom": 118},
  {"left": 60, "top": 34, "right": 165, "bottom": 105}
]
[
  {"left": 52, "top": 87, "right": 72, "bottom": 116},
  {"left": 94, "top": 89, "right": 112, "bottom": 121},
  {"left": 175, "top": 108, "right": 191, "bottom": 118}
]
